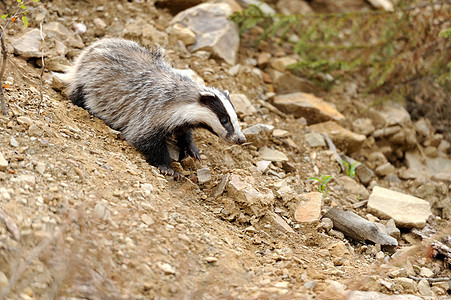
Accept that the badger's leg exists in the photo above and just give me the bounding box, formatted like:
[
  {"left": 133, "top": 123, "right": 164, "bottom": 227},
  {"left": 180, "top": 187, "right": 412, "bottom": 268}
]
[
  {"left": 136, "top": 134, "right": 180, "bottom": 178},
  {"left": 70, "top": 83, "right": 87, "bottom": 109},
  {"left": 176, "top": 129, "right": 201, "bottom": 161}
]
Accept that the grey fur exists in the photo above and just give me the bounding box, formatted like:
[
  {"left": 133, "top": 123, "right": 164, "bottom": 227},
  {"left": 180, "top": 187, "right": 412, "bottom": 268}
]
[{"left": 58, "top": 38, "right": 245, "bottom": 176}]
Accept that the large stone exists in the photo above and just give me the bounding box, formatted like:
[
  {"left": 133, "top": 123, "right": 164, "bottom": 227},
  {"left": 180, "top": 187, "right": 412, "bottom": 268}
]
[
  {"left": 44, "top": 22, "right": 84, "bottom": 49},
  {"left": 309, "top": 121, "right": 366, "bottom": 153},
  {"left": 405, "top": 150, "right": 451, "bottom": 180},
  {"left": 227, "top": 174, "right": 274, "bottom": 217},
  {"left": 10, "top": 29, "right": 43, "bottom": 58},
  {"left": 273, "top": 92, "right": 345, "bottom": 124},
  {"left": 336, "top": 176, "right": 369, "bottom": 199},
  {"left": 304, "top": 132, "right": 326, "bottom": 148},
  {"left": 367, "top": 186, "right": 432, "bottom": 229},
  {"left": 230, "top": 94, "right": 256, "bottom": 116},
  {"left": 269, "top": 70, "right": 320, "bottom": 94},
  {"left": 270, "top": 57, "right": 298, "bottom": 72},
  {"left": 294, "top": 192, "right": 323, "bottom": 223},
  {"left": 171, "top": 3, "right": 239, "bottom": 65},
  {"left": 363, "top": 103, "right": 411, "bottom": 127},
  {"left": 258, "top": 146, "right": 288, "bottom": 162}
]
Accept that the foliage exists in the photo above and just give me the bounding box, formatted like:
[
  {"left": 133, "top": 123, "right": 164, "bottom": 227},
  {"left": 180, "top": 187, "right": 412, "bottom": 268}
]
[
  {"left": 0, "top": 0, "right": 40, "bottom": 115},
  {"left": 309, "top": 174, "right": 333, "bottom": 196},
  {"left": 230, "top": 2, "right": 451, "bottom": 92},
  {"left": 342, "top": 160, "right": 359, "bottom": 178}
]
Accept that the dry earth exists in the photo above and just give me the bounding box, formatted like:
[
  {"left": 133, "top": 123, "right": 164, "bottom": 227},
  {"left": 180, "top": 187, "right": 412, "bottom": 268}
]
[{"left": 0, "top": 0, "right": 449, "bottom": 299}]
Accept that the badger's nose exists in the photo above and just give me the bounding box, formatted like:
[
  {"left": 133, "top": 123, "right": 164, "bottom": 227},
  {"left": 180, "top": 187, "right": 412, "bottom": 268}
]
[{"left": 236, "top": 135, "right": 246, "bottom": 145}]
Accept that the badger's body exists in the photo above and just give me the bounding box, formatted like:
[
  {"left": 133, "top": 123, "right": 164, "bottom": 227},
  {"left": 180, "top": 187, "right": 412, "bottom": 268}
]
[{"left": 59, "top": 38, "right": 245, "bottom": 176}]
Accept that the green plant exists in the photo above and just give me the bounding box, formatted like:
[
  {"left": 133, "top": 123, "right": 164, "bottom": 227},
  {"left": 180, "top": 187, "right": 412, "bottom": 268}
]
[
  {"left": 309, "top": 174, "right": 333, "bottom": 196},
  {"left": 0, "top": 0, "right": 39, "bottom": 115},
  {"left": 230, "top": 2, "right": 450, "bottom": 92},
  {"left": 342, "top": 160, "right": 359, "bottom": 178}
]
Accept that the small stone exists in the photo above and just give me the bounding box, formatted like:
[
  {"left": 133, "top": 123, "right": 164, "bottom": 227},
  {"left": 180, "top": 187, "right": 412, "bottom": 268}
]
[
  {"left": 309, "top": 121, "right": 366, "bottom": 153},
  {"left": 213, "top": 173, "right": 229, "bottom": 197},
  {"left": 93, "top": 18, "right": 107, "bottom": 30},
  {"left": 319, "top": 281, "right": 347, "bottom": 300},
  {"left": 319, "top": 217, "right": 333, "bottom": 232},
  {"left": 328, "top": 241, "right": 349, "bottom": 257},
  {"left": 375, "top": 251, "right": 385, "bottom": 261},
  {"left": 243, "top": 124, "right": 274, "bottom": 147},
  {"left": 158, "top": 263, "right": 176, "bottom": 275},
  {"left": 419, "top": 267, "right": 434, "bottom": 278},
  {"left": 258, "top": 146, "right": 288, "bottom": 162},
  {"left": 257, "top": 52, "right": 271, "bottom": 67},
  {"left": 393, "top": 277, "right": 417, "bottom": 293},
  {"left": 141, "top": 183, "right": 154, "bottom": 196},
  {"left": 352, "top": 118, "right": 375, "bottom": 136},
  {"left": 16, "top": 116, "right": 34, "bottom": 128},
  {"left": 93, "top": 202, "right": 109, "bottom": 220},
  {"left": 28, "top": 124, "right": 43, "bottom": 137},
  {"left": 273, "top": 129, "right": 290, "bottom": 138},
  {"left": 0, "top": 271, "right": 8, "bottom": 292},
  {"left": 270, "top": 56, "right": 298, "bottom": 72},
  {"left": 197, "top": 167, "right": 212, "bottom": 184},
  {"left": 204, "top": 256, "right": 218, "bottom": 263},
  {"left": 141, "top": 214, "right": 155, "bottom": 226},
  {"left": 328, "top": 229, "right": 345, "bottom": 240},
  {"left": 294, "top": 192, "right": 322, "bottom": 223},
  {"left": 304, "top": 132, "right": 326, "bottom": 148},
  {"left": 368, "top": 186, "right": 432, "bottom": 229},
  {"left": 35, "top": 162, "right": 46, "bottom": 175},
  {"left": 424, "top": 146, "right": 438, "bottom": 158},
  {"left": 385, "top": 219, "right": 400, "bottom": 240},
  {"left": 168, "top": 23, "right": 196, "bottom": 46},
  {"left": 375, "top": 163, "right": 395, "bottom": 177},
  {"left": 11, "top": 28, "right": 43, "bottom": 58},
  {"left": 304, "top": 281, "right": 317, "bottom": 290},
  {"left": 256, "top": 160, "right": 271, "bottom": 173},
  {"left": 337, "top": 175, "right": 369, "bottom": 199},
  {"left": 10, "top": 136, "right": 18, "bottom": 147},
  {"left": 347, "top": 291, "right": 422, "bottom": 300},
  {"left": 418, "top": 279, "right": 434, "bottom": 297},
  {"left": 0, "top": 152, "right": 8, "bottom": 171},
  {"left": 230, "top": 93, "right": 256, "bottom": 116}
]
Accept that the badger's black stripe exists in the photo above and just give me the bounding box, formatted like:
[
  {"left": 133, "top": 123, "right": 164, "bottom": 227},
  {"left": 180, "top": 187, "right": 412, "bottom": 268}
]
[
  {"left": 199, "top": 94, "right": 234, "bottom": 135},
  {"left": 70, "top": 84, "right": 87, "bottom": 109}
]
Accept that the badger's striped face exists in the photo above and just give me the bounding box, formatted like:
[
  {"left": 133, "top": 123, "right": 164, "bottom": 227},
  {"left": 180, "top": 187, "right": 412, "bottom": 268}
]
[{"left": 198, "top": 89, "right": 246, "bottom": 145}]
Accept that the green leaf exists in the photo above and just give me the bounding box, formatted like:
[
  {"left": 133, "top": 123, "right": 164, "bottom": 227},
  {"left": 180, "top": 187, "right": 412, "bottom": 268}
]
[
  {"left": 1, "top": 14, "right": 8, "bottom": 20},
  {"left": 20, "top": 4, "right": 26, "bottom": 10},
  {"left": 34, "top": 0, "right": 40, "bottom": 2},
  {"left": 22, "top": 16, "right": 28, "bottom": 28},
  {"left": 438, "top": 28, "right": 451, "bottom": 39}
]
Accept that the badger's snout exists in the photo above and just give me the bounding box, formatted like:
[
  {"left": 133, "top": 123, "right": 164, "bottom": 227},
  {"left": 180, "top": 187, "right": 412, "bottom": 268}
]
[{"left": 234, "top": 133, "right": 246, "bottom": 145}]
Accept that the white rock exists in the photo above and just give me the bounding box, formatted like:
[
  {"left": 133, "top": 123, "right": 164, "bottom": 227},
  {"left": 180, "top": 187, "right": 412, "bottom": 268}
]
[
  {"left": 141, "top": 214, "right": 155, "bottom": 226},
  {"left": 197, "top": 167, "right": 212, "bottom": 184},
  {"left": 35, "top": 162, "right": 46, "bottom": 175},
  {"left": 10, "top": 29, "right": 44, "bottom": 58},
  {"left": 158, "top": 262, "right": 176, "bottom": 275},
  {"left": 10, "top": 136, "right": 18, "bottom": 147},
  {"left": 348, "top": 291, "right": 422, "bottom": 300},
  {"left": 230, "top": 93, "right": 256, "bottom": 116},
  {"left": 368, "top": 186, "right": 432, "bottom": 228},
  {"left": 258, "top": 146, "right": 288, "bottom": 162},
  {"left": 368, "top": 0, "right": 393, "bottom": 11},
  {"left": 0, "top": 152, "right": 8, "bottom": 171},
  {"left": 256, "top": 160, "right": 271, "bottom": 173},
  {"left": 419, "top": 267, "right": 434, "bottom": 278},
  {"left": 417, "top": 279, "right": 434, "bottom": 297}
]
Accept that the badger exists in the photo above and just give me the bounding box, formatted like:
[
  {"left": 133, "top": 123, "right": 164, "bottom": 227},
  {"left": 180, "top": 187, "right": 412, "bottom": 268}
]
[{"left": 57, "top": 38, "right": 246, "bottom": 177}]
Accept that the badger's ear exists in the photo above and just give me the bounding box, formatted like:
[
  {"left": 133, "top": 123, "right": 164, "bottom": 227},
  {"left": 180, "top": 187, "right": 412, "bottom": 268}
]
[{"left": 199, "top": 91, "right": 216, "bottom": 104}]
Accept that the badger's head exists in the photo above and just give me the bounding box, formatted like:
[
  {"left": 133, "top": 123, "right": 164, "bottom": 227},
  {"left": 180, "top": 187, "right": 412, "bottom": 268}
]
[{"left": 197, "top": 89, "right": 246, "bottom": 145}]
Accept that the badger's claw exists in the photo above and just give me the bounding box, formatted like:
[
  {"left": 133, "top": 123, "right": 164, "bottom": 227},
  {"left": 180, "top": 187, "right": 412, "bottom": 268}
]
[{"left": 157, "top": 165, "right": 182, "bottom": 180}]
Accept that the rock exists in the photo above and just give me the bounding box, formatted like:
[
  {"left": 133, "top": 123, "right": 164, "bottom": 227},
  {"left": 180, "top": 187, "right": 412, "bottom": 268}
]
[
  {"left": 213, "top": 173, "right": 229, "bottom": 197},
  {"left": 367, "top": 186, "right": 432, "bottom": 228},
  {"left": 258, "top": 146, "right": 288, "bottom": 162},
  {"left": 155, "top": 0, "right": 205, "bottom": 14},
  {"left": 375, "top": 162, "right": 395, "bottom": 177},
  {"left": 72, "top": 23, "right": 87, "bottom": 35},
  {"left": 419, "top": 267, "right": 434, "bottom": 278},
  {"left": 336, "top": 176, "right": 369, "bottom": 199},
  {"left": 417, "top": 279, "right": 434, "bottom": 297},
  {"left": 269, "top": 70, "right": 320, "bottom": 94},
  {"left": 276, "top": 0, "right": 313, "bottom": 14},
  {"left": 197, "top": 167, "right": 212, "bottom": 184},
  {"left": 256, "top": 160, "right": 271, "bottom": 173},
  {"left": 385, "top": 219, "right": 400, "bottom": 240},
  {"left": 347, "top": 291, "right": 422, "bottom": 300},
  {"left": 355, "top": 163, "right": 375, "bottom": 185},
  {"left": 414, "top": 118, "right": 432, "bottom": 137},
  {"left": 304, "top": 132, "right": 326, "bottom": 148},
  {"left": 294, "top": 192, "right": 322, "bottom": 223},
  {"left": 423, "top": 146, "right": 438, "bottom": 158},
  {"left": 158, "top": 262, "right": 176, "bottom": 275},
  {"left": 93, "top": 202, "right": 110, "bottom": 220},
  {"left": 171, "top": 3, "right": 239, "bottom": 65},
  {"left": 10, "top": 29, "right": 43, "bottom": 58},
  {"left": 204, "top": 256, "right": 218, "bottom": 263},
  {"left": 319, "top": 281, "right": 347, "bottom": 300},
  {"left": 44, "top": 22, "right": 84, "bottom": 48},
  {"left": 319, "top": 217, "right": 334, "bottom": 232},
  {"left": 364, "top": 103, "right": 411, "bottom": 127},
  {"left": 373, "top": 126, "right": 402, "bottom": 138},
  {"left": 270, "top": 212, "right": 295, "bottom": 233},
  {"left": 405, "top": 150, "right": 451, "bottom": 180},
  {"left": 327, "top": 241, "right": 349, "bottom": 257},
  {"left": 368, "top": 0, "right": 393, "bottom": 11},
  {"left": 257, "top": 52, "right": 271, "bottom": 67},
  {"left": 0, "top": 271, "right": 8, "bottom": 293},
  {"left": 0, "top": 153, "right": 8, "bottom": 171},
  {"left": 242, "top": 124, "right": 273, "bottom": 147},
  {"left": 227, "top": 174, "right": 274, "bottom": 217},
  {"left": 10, "top": 136, "right": 18, "bottom": 147},
  {"left": 309, "top": 121, "right": 366, "bottom": 153},
  {"left": 17, "top": 116, "right": 34, "bottom": 128},
  {"left": 124, "top": 20, "right": 168, "bottom": 46},
  {"left": 35, "top": 162, "right": 46, "bottom": 175},
  {"left": 352, "top": 118, "right": 375, "bottom": 136},
  {"left": 394, "top": 278, "right": 417, "bottom": 293},
  {"left": 272, "top": 129, "right": 290, "bottom": 138},
  {"left": 270, "top": 57, "right": 297, "bottom": 72},
  {"left": 272, "top": 92, "right": 345, "bottom": 124},
  {"left": 230, "top": 93, "right": 256, "bottom": 116},
  {"left": 239, "top": 0, "right": 276, "bottom": 15},
  {"left": 141, "top": 214, "right": 155, "bottom": 226},
  {"left": 375, "top": 251, "right": 385, "bottom": 261},
  {"left": 168, "top": 23, "right": 196, "bottom": 46},
  {"left": 28, "top": 124, "right": 43, "bottom": 137}
]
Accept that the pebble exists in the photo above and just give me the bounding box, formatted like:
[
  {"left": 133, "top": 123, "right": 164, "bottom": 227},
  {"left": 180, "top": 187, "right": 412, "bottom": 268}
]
[
  {"left": 375, "top": 251, "right": 385, "bottom": 261},
  {"left": 28, "top": 124, "right": 43, "bottom": 137},
  {"left": 294, "top": 192, "right": 322, "bottom": 223},
  {"left": 158, "top": 263, "right": 176, "bottom": 275},
  {"left": 197, "top": 167, "right": 212, "bottom": 184},
  {"left": 10, "top": 136, "right": 19, "bottom": 147},
  {"left": 204, "top": 256, "right": 218, "bottom": 263},
  {"left": 35, "top": 162, "right": 46, "bottom": 175},
  {"left": 419, "top": 267, "right": 434, "bottom": 278},
  {"left": 94, "top": 202, "right": 109, "bottom": 220},
  {"left": 0, "top": 271, "right": 8, "bottom": 292},
  {"left": 0, "top": 152, "right": 8, "bottom": 171},
  {"left": 304, "top": 132, "right": 326, "bottom": 148},
  {"left": 417, "top": 279, "right": 434, "bottom": 297},
  {"left": 141, "top": 214, "right": 154, "bottom": 226},
  {"left": 375, "top": 162, "right": 395, "bottom": 177},
  {"left": 256, "top": 160, "right": 271, "bottom": 173},
  {"left": 258, "top": 146, "right": 288, "bottom": 162},
  {"left": 319, "top": 217, "right": 333, "bottom": 232}
]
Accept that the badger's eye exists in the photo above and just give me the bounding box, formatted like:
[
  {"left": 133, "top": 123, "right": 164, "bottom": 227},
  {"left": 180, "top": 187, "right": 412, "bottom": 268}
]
[{"left": 220, "top": 117, "right": 229, "bottom": 125}]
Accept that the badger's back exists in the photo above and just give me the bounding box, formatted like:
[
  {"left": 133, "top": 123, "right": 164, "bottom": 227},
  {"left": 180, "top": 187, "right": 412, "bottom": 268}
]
[{"left": 64, "top": 38, "right": 201, "bottom": 142}]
